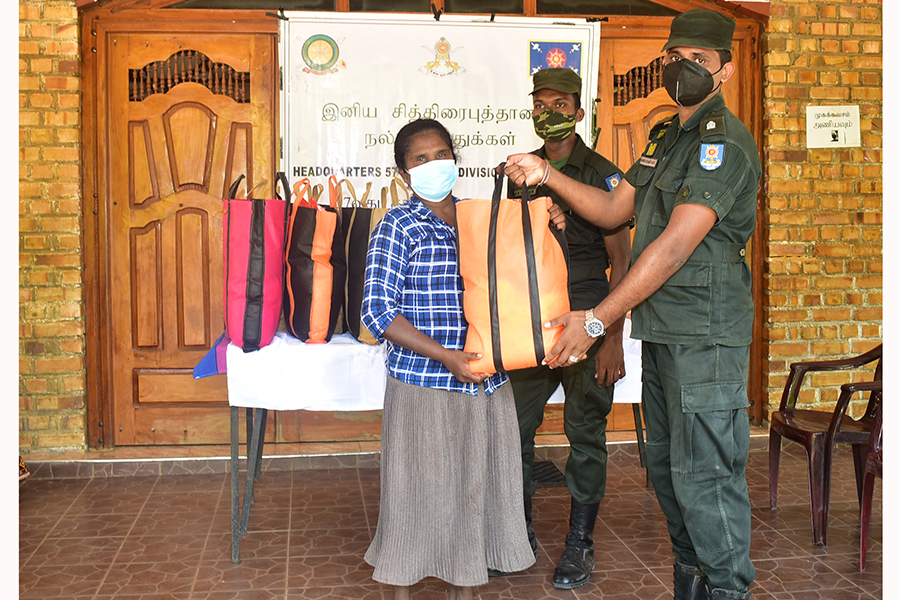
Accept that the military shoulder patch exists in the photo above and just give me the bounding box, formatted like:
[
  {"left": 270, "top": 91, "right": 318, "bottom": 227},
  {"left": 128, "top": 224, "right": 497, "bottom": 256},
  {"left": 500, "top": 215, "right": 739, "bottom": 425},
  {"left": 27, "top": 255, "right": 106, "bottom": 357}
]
[
  {"left": 605, "top": 173, "right": 621, "bottom": 190},
  {"left": 700, "top": 143, "right": 724, "bottom": 171},
  {"left": 699, "top": 113, "right": 726, "bottom": 141}
]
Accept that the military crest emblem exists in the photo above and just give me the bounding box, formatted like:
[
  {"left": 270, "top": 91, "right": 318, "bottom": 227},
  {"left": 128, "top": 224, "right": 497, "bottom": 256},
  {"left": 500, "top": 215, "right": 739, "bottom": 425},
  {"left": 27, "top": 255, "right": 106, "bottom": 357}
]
[
  {"left": 605, "top": 174, "right": 621, "bottom": 190},
  {"left": 420, "top": 37, "right": 465, "bottom": 77},
  {"left": 700, "top": 143, "right": 724, "bottom": 171},
  {"left": 301, "top": 34, "right": 346, "bottom": 75}
]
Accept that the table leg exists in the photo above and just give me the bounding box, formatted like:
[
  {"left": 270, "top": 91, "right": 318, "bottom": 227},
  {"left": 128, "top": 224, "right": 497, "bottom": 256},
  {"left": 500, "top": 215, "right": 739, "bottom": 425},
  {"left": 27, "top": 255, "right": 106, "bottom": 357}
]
[
  {"left": 632, "top": 403, "right": 652, "bottom": 489},
  {"left": 239, "top": 407, "right": 266, "bottom": 537},
  {"left": 230, "top": 406, "right": 241, "bottom": 563}
]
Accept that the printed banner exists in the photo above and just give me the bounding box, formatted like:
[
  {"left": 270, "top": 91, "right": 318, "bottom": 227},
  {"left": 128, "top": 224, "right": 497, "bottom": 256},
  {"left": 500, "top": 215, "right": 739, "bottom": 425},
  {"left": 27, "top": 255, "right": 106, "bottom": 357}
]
[{"left": 282, "top": 13, "right": 601, "bottom": 202}]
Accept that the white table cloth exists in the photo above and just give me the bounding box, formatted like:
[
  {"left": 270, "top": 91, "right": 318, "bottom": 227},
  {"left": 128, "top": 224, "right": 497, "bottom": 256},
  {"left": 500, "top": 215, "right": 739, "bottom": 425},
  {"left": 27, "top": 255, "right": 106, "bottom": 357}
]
[{"left": 226, "top": 319, "right": 642, "bottom": 410}]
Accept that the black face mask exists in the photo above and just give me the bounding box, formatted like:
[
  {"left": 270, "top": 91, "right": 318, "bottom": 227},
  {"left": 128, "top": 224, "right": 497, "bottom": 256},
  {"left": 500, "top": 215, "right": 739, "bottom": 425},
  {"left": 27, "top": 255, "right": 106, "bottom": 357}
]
[{"left": 662, "top": 59, "right": 724, "bottom": 107}]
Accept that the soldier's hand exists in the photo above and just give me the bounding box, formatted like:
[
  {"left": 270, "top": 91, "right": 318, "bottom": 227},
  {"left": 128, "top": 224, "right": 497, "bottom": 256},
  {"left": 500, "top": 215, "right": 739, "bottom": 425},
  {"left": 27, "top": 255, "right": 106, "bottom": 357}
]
[
  {"left": 594, "top": 333, "right": 625, "bottom": 387},
  {"left": 542, "top": 311, "right": 592, "bottom": 369},
  {"left": 547, "top": 201, "right": 567, "bottom": 232},
  {"left": 505, "top": 153, "right": 545, "bottom": 187}
]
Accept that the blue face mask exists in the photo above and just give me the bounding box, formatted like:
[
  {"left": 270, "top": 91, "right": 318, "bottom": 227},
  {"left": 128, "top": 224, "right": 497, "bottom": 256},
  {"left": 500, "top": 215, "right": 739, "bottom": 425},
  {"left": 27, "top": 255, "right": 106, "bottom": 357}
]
[{"left": 407, "top": 159, "right": 458, "bottom": 202}]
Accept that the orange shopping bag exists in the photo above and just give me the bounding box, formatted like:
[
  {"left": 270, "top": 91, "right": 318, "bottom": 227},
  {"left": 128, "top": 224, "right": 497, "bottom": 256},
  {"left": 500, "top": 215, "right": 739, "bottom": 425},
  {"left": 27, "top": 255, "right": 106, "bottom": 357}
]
[{"left": 456, "top": 165, "right": 569, "bottom": 374}]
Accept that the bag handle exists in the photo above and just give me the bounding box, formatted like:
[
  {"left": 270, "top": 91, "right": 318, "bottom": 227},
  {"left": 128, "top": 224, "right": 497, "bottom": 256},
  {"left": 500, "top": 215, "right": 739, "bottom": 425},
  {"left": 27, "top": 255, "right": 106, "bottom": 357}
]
[
  {"left": 311, "top": 183, "right": 325, "bottom": 205},
  {"left": 227, "top": 174, "right": 245, "bottom": 200},
  {"left": 275, "top": 171, "right": 292, "bottom": 254},
  {"left": 334, "top": 177, "right": 359, "bottom": 207},
  {"left": 359, "top": 181, "right": 374, "bottom": 206},
  {"left": 488, "top": 163, "right": 545, "bottom": 371},
  {"left": 275, "top": 172, "right": 292, "bottom": 201},
  {"left": 246, "top": 178, "right": 269, "bottom": 200},
  {"left": 326, "top": 175, "right": 342, "bottom": 210},
  {"left": 292, "top": 178, "right": 314, "bottom": 208},
  {"left": 380, "top": 176, "right": 409, "bottom": 208}
]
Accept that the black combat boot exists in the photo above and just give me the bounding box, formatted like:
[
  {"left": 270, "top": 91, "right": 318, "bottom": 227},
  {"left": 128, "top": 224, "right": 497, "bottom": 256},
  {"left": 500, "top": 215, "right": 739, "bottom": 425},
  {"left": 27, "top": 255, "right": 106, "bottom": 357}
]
[
  {"left": 673, "top": 560, "right": 708, "bottom": 600},
  {"left": 704, "top": 585, "right": 751, "bottom": 600},
  {"left": 551, "top": 498, "right": 600, "bottom": 589}
]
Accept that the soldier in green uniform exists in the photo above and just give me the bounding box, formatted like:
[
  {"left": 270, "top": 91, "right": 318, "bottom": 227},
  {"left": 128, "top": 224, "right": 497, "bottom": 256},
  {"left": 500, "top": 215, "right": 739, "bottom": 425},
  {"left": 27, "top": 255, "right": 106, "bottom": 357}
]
[
  {"left": 503, "top": 68, "right": 632, "bottom": 590},
  {"left": 504, "top": 10, "right": 760, "bottom": 600}
]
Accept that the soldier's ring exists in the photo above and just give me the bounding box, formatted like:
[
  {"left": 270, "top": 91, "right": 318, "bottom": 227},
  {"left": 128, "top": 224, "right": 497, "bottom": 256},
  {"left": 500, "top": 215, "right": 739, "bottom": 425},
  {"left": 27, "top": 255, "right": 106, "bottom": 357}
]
[{"left": 569, "top": 355, "right": 579, "bottom": 363}]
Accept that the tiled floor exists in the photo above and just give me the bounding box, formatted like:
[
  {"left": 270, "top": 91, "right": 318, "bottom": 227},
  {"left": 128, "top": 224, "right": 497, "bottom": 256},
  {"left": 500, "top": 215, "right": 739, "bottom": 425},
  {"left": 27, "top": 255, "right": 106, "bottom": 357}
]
[{"left": 19, "top": 436, "right": 882, "bottom": 599}]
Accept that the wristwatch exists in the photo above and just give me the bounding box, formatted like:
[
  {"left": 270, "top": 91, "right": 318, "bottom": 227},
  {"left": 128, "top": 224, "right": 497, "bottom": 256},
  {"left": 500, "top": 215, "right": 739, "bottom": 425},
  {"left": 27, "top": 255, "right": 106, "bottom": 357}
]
[
  {"left": 583, "top": 309, "right": 606, "bottom": 338},
  {"left": 584, "top": 308, "right": 606, "bottom": 338}
]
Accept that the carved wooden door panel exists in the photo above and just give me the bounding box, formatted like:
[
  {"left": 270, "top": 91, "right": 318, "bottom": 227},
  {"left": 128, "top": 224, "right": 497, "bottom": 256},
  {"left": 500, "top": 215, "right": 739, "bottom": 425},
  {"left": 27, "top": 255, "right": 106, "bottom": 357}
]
[{"left": 107, "top": 33, "right": 276, "bottom": 444}]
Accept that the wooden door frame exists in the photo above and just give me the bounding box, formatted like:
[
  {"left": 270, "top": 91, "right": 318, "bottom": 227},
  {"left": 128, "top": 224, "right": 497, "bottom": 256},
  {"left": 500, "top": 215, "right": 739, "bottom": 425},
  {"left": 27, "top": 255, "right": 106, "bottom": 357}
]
[{"left": 80, "top": 5, "right": 278, "bottom": 448}]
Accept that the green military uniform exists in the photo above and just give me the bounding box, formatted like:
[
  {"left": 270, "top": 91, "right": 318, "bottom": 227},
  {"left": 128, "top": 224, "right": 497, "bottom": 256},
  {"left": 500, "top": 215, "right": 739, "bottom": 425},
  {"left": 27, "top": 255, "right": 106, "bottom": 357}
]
[
  {"left": 508, "top": 134, "right": 626, "bottom": 505},
  {"left": 624, "top": 92, "right": 761, "bottom": 592}
]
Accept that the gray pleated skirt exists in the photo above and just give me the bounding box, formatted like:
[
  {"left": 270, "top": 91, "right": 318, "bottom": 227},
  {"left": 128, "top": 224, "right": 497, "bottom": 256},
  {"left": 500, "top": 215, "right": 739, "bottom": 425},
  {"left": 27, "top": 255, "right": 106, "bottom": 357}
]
[{"left": 365, "top": 376, "right": 536, "bottom": 587}]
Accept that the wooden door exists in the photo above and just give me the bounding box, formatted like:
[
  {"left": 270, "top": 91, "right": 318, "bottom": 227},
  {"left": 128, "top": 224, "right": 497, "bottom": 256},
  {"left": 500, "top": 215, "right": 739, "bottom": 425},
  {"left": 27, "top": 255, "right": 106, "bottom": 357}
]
[
  {"left": 596, "top": 37, "right": 742, "bottom": 171},
  {"left": 106, "top": 33, "right": 276, "bottom": 445}
]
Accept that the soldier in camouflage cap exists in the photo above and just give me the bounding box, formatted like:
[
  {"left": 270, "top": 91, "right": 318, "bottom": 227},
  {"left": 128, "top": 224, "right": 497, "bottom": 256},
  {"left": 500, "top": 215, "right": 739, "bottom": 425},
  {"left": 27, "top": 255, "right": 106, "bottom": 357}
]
[
  {"left": 499, "top": 67, "right": 633, "bottom": 591},
  {"left": 505, "top": 10, "right": 759, "bottom": 600}
]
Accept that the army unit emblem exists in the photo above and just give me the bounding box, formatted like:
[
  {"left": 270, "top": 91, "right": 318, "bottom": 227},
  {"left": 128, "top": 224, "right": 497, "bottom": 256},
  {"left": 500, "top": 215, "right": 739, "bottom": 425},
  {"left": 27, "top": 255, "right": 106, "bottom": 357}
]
[
  {"left": 301, "top": 34, "right": 346, "bottom": 75},
  {"left": 700, "top": 143, "right": 724, "bottom": 171},
  {"left": 605, "top": 174, "right": 621, "bottom": 190},
  {"left": 529, "top": 41, "right": 582, "bottom": 75}
]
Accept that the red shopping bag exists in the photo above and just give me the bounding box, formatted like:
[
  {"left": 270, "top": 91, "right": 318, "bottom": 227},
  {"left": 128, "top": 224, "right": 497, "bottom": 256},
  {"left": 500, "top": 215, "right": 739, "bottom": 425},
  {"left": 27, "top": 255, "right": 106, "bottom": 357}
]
[{"left": 223, "top": 173, "right": 290, "bottom": 352}]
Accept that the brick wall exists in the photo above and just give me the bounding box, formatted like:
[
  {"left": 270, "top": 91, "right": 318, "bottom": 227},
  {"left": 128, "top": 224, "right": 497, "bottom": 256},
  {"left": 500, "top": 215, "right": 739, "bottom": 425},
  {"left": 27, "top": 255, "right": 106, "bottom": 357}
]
[
  {"left": 763, "top": 0, "right": 882, "bottom": 416},
  {"left": 19, "top": 0, "right": 86, "bottom": 452}
]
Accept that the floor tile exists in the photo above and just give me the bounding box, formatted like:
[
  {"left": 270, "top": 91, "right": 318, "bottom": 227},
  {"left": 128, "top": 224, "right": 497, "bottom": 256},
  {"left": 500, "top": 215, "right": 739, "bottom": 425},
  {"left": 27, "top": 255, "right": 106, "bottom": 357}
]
[
  {"left": 16, "top": 440, "right": 882, "bottom": 600},
  {"left": 19, "top": 563, "right": 110, "bottom": 598},
  {"left": 95, "top": 560, "right": 199, "bottom": 596},
  {"left": 193, "top": 558, "right": 288, "bottom": 594}
]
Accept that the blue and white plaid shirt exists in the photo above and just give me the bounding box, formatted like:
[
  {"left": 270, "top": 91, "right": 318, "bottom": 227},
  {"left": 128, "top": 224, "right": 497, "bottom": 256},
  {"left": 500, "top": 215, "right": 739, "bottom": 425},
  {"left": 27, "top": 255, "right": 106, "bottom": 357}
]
[{"left": 361, "top": 195, "right": 508, "bottom": 396}]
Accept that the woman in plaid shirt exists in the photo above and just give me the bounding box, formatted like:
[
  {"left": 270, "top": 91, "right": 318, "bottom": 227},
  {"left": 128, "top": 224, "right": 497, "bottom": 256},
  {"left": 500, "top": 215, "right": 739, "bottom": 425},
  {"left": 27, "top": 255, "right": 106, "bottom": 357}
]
[{"left": 362, "top": 119, "right": 535, "bottom": 600}]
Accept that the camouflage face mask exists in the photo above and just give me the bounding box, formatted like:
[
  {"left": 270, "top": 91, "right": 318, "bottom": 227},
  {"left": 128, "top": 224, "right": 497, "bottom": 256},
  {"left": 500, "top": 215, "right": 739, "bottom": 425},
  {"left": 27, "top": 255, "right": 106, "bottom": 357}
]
[{"left": 532, "top": 108, "right": 577, "bottom": 142}]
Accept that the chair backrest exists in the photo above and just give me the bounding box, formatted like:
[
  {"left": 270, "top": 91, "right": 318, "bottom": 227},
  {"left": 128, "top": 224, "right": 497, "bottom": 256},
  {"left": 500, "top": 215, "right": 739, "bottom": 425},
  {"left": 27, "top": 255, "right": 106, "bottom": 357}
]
[{"left": 779, "top": 343, "right": 883, "bottom": 413}]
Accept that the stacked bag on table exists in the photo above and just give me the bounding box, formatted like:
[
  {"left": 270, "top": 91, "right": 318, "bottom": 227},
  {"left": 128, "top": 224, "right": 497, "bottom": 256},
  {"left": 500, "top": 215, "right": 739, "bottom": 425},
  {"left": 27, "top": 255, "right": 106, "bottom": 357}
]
[{"left": 221, "top": 171, "right": 406, "bottom": 354}]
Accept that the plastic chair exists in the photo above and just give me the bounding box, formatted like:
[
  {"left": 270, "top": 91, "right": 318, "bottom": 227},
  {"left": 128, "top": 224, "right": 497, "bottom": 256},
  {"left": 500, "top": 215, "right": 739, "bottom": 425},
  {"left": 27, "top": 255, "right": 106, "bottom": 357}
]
[
  {"left": 768, "top": 344, "right": 882, "bottom": 547},
  {"left": 860, "top": 393, "right": 883, "bottom": 572}
]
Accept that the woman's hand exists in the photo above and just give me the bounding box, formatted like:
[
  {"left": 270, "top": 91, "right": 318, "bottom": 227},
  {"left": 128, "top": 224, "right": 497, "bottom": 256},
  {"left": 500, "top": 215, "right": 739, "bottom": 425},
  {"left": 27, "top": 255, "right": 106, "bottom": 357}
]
[
  {"left": 541, "top": 311, "right": 594, "bottom": 369},
  {"left": 505, "top": 153, "right": 546, "bottom": 187},
  {"left": 441, "top": 349, "right": 489, "bottom": 384},
  {"left": 547, "top": 201, "right": 567, "bottom": 232}
]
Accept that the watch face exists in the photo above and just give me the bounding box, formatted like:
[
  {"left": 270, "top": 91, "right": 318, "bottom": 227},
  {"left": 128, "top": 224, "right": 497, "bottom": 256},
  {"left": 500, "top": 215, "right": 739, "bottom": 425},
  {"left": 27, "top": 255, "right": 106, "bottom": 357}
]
[{"left": 585, "top": 319, "right": 605, "bottom": 337}]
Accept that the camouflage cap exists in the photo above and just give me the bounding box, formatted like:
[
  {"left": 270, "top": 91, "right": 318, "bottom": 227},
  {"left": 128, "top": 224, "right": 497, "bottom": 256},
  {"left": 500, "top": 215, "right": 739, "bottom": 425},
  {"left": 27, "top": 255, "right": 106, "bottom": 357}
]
[
  {"left": 530, "top": 68, "right": 582, "bottom": 95},
  {"left": 662, "top": 9, "right": 735, "bottom": 52}
]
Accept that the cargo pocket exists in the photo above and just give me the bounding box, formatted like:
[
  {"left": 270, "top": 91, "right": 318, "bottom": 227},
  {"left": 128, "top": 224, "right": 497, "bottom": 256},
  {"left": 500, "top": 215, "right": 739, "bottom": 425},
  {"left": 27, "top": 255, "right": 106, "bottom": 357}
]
[{"left": 680, "top": 380, "right": 749, "bottom": 482}]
